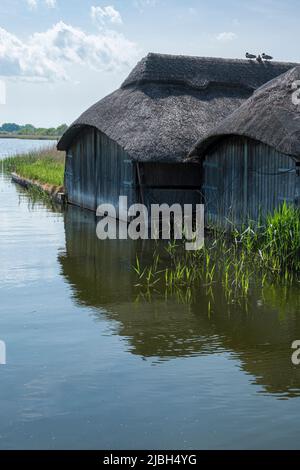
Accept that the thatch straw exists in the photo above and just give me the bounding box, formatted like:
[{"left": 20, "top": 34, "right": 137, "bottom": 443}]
[
  {"left": 188, "top": 66, "right": 300, "bottom": 161},
  {"left": 58, "top": 53, "right": 298, "bottom": 162}
]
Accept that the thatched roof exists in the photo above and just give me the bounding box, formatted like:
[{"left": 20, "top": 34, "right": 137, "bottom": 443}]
[
  {"left": 58, "top": 53, "right": 297, "bottom": 162},
  {"left": 188, "top": 66, "right": 300, "bottom": 161}
]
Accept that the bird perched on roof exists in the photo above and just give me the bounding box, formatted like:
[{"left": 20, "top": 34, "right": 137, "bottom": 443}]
[
  {"left": 256, "top": 54, "right": 263, "bottom": 63},
  {"left": 246, "top": 52, "right": 256, "bottom": 59},
  {"left": 262, "top": 53, "right": 273, "bottom": 60}
]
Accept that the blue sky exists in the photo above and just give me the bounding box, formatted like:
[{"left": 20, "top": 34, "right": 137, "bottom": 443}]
[{"left": 0, "top": 0, "right": 299, "bottom": 127}]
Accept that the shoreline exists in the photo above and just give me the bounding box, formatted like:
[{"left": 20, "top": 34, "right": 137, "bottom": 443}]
[
  {"left": 1, "top": 147, "right": 65, "bottom": 187},
  {"left": 0, "top": 134, "right": 59, "bottom": 141},
  {"left": 11, "top": 172, "right": 65, "bottom": 204}
]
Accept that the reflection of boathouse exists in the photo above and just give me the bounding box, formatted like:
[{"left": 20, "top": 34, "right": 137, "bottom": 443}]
[{"left": 59, "top": 206, "right": 300, "bottom": 397}]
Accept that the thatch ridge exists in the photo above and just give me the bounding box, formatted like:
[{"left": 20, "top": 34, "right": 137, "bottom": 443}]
[
  {"left": 188, "top": 66, "right": 300, "bottom": 160},
  {"left": 122, "top": 52, "right": 297, "bottom": 91}
]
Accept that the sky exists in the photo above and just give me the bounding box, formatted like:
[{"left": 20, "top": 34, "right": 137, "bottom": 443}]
[{"left": 0, "top": 0, "right": 299, "bottom": 127}]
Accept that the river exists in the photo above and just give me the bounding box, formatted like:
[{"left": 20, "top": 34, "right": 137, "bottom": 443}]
[
  {"left": 0, "top": 138, "right": 55, "bottom": 159},
  {"left": 0, "top": 139, "right": 300, "bottom": 449}
]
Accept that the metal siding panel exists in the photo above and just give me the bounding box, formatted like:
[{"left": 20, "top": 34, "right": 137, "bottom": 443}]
[
  {"left": 202, "top": 137, "right": 297, "bottom": 230},
  {"left": 248, "top": 141, "right": 296, "bottom": 220},
  {"left": 94, "top": 129, "right": 134, "bottom": 215}
]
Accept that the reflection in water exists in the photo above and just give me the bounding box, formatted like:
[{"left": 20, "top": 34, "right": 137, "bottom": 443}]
[{"left": 59, "top": 206, "right": 300, "bottom": 399}]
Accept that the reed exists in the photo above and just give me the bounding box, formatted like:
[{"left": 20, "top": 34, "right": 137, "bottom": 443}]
[
  {"left": 2, "top": 146, "right": 65, "bottom": 187},
  {"left": 262, "top": 202, "right": 300, "bottom": 274},
  {"left": 133, "top": 203, "right": 300, "bottom": 303}
]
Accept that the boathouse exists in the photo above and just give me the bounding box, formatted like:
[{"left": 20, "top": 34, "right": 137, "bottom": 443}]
[
  {"left": 57, "top": 53, "right": 296, "bottom": 217},
  {"left": 188, "top": 67, "right": 300, "bottom": 227}
]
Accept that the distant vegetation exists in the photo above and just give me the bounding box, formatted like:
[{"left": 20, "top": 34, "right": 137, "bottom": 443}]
[
  {"left": 0, "top": 122, "right": 68, "bottom": 138},
  {"left": 2, "top": 146, "right": 65, "bottom": 187}
]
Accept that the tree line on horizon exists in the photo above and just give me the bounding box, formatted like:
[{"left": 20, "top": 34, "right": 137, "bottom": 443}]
[{"left": 0, "top": 122, "right": 68, "bottom": 137}]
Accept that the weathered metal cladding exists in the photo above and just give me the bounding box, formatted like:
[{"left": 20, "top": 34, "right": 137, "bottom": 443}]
[
  {"left": 95, "top": 130, "right": 135, "bottom": 212},
  {"left": 202, "top": 136, "right": 297, "bottom": 228},
  {"left": 66, "top": 127, "right": 96, "bottom": 211},
  {"left": 65, "top": 127, "right": 135, "bottom": 214},
  {"left": 202, "top": 137, "right": 244, "bottom": 227},
  {"left": 247, "top": 140, "right": 296, "bottom": 221}
]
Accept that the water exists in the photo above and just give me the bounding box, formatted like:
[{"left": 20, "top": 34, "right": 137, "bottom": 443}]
[
  {"left": 0, "top": 138, "right": 55, "bottom": 159},
  {"left": 0, "top": 141, "right": 300, "bottom": 449}
]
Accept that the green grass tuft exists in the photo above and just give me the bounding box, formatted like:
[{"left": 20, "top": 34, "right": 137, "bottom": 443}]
[
  {"left": 2, "top": 146, "right": 65, "bottom": 187},
  {"left": 133, "top": 203, "right": 300, "bottom": 303}
]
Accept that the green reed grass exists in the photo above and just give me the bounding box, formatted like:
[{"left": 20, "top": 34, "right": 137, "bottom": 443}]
[
  {"left": 2, "top": 146, "right": 65, "bottom": 187},
  {"left": 133, "top": 203, "right": 300, "bottom": 303}
]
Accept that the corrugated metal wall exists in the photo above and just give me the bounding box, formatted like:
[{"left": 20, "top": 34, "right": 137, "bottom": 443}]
[
  {"left": 65, "top": 127, "right": 96, "bottom": 211},
  {"left": 65, "top": 127, "right": 135, "bottom": 214},
  {"left": 95, "top": 130, "right": 135, "bottom": 211},
  {"left": 203, "top": 136, "right": 298, "bottom": 228}
]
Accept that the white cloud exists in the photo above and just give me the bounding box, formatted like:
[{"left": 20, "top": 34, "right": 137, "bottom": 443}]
[
  {"left": 0, "top": 80, "right": 6, "bottom": 105},
  {"left": 133, "top": 0, "right": 158, "bottom": 11},
  {"left": 91, "top": 5, "right": 123, "bottom": 27},
  {"left": 216, "top": 32, "right": 237, "bottom": 42},
  {"left": 26, "top": 0, "right": 38, "bottom": 9},
  {"left": 0, "top": 21, "right": 138, "bottom": 81},
  {"left": 45, "top": 0, "right": 56, "bottom": 8},
  {"left": 26, "top": 0, "right": 57, "bottom": 9}
]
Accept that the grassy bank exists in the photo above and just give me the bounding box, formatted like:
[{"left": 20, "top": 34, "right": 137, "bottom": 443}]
[
  {"left": 134, "top": 203, "right": 300, "bottom": 302},
  {"left": 2, "top": 146, "right": 65, "bottom": 187}
]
